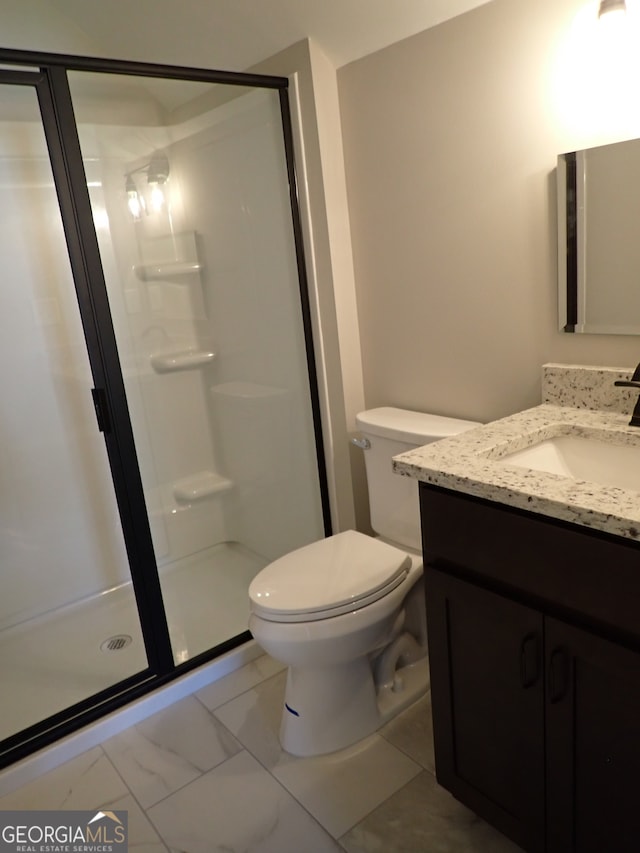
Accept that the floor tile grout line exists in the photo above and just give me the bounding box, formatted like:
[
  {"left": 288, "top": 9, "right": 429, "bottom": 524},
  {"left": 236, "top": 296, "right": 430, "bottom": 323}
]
[
  {"left": 194, "top": 666, "right": 285, "bottom": 714},
  {"left": 125, "top": 743, "right": 339, "bottom": 850},
  {"left": 377, "top": 727, "right": 437, "bottom": 775},
  {"left": 247, "top": 753, "right": 345, "bottom": 845},
  {"left": 329, "top": 756, "right": 424, "bottom": 842},
  {"left": 107, "top": 739, "right": 247, "bottom": 813},
  {"left": 336, "top": 767, "right": 432, "bottom": 849},
  {"left": 99, "top": 741, "right": 179, "bottom": 850},
  {"left": 98, "top": 744, "right": 171, "bottom": 853},
  {"left": 95, "top": 690, "right": 247, "bottom": 812}
]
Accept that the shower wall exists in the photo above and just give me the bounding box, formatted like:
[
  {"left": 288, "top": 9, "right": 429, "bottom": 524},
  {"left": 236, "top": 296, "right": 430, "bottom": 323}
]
[
  {"left": 77, "top": 82, "right": 325, "bottom": 574},
  {"left": 167, "top": 91, "right": 324, "bottom": 562},
  {"left": 93, "top": 160, "right": 230, "bottom": 569}
]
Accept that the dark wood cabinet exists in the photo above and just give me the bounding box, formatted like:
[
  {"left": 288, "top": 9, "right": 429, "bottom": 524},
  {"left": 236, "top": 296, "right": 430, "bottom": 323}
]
[
  {"left": 421, "top": 484, "right": 640, "bottom": 853},
  {"left": 545, "top": 618, "right": 640, "bottom": 853},
  {"left": 427, "top": 569, "right": 545, "bottom": 851}
]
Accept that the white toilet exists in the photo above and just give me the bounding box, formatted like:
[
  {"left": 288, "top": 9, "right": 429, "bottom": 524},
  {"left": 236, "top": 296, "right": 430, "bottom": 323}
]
[{"left": 248, "top": 406, "right": 479, "bottom": 757}]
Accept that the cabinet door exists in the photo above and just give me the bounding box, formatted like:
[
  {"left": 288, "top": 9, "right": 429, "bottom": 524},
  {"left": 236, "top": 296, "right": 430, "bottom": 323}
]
[
  {"left": 546, "top": 618, "right": 640, "bottom": 853},
  {"left": 426, "top": 566, "right": 545, "bottom": 852}
]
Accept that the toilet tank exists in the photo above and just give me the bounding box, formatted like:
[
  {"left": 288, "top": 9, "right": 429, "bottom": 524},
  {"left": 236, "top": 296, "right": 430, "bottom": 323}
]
[{"left": 355, "top": 407, "right": 480, "bottom": 552}]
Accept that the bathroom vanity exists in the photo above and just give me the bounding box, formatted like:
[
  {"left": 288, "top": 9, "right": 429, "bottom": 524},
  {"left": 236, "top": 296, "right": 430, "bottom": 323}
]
[{"left": 393, "top": 365, "right": 640, "bottom": 853}]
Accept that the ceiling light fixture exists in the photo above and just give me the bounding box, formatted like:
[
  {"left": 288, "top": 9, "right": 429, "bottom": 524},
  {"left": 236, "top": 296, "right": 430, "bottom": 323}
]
[
  {"left": 146, "top": 153, "right": 170, "bottom": 212},
  {"left": 598, "top": 0, "right": 627, "bottom": 17},
  {"left": 124, "top": 152, "right": 170, "bottom": 219},
  {"left": 125, "top": 174, "right": 143, "bottom": 220}
]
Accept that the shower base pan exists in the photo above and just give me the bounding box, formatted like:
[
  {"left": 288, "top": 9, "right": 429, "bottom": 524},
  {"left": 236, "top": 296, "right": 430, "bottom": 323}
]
[{"left": 0, "top": 541, "right": 265, "bottom": 743}]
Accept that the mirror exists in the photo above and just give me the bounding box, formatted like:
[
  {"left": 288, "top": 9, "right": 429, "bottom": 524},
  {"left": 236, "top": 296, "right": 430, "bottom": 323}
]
[{"left": 558, "top": 137, "right": 640, "bottom": 335}]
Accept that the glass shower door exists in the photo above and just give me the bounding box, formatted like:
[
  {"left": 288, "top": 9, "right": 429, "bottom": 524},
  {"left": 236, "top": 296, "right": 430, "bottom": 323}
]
[
  {"left": 67, "top": 72, "right": 327, "bottom": 664},
  {"left": 0, "top": 82, "right": 150, "bottom": 743}
]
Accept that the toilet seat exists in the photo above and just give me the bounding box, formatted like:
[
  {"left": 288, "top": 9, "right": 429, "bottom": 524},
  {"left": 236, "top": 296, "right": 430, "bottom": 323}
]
[{"left": 249, "top": 530, "right": 411, "bottom": 623}]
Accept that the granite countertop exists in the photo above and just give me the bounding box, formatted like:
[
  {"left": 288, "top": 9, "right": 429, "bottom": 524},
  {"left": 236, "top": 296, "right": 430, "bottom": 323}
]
[{"left": 392, "top": 402, "right": 640, "bottom": 542}]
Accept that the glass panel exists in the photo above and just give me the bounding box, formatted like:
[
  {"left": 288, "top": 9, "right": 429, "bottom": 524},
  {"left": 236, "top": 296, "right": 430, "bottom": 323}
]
[
  {"left": 68, "top": 72, "right": 326, "bottom": 664},
  {"left": 0, "top": 65, "right": 40, "bottom": 73},
  {"left": 0, "top": 85, "right": 148, "bottom": 742}
]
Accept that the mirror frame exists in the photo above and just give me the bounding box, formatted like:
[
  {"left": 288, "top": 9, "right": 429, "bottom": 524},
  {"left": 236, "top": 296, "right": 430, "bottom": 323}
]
[{"left": 558, "top": 139, "right": 640, "bottom": 336}]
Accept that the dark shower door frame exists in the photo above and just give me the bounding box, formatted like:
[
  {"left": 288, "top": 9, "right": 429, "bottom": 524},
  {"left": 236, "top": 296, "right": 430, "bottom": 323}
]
[{"left": 0, "top": 49, "right": 331, "bottom": 769}]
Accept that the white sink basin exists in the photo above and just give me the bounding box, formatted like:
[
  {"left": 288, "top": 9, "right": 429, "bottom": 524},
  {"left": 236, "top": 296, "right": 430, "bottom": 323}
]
[{"left": 500, "top": 434, "right": 640, "bottom": 491}]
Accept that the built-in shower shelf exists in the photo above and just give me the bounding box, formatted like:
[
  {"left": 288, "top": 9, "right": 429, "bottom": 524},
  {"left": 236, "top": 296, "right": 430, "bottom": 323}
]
[
  {"left": 134, "top": 261, "right": 202, "bottom": 281},
  {"left": 150, "top": 350, "right": 216, "bottom": 374},
  {"left": 173, "top": 471, "right": 233, "bottom": 505}
]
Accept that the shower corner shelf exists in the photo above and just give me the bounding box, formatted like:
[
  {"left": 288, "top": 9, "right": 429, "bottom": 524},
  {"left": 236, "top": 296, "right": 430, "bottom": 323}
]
[
  {"left": 134, "top": 261, "right": 202, "bottom": 281},
  {"left": 173, "top": 471, "right": 233, "bottom": 505},
  {"left": 150, "top": 350, "right": 216, "bottom": 374}
]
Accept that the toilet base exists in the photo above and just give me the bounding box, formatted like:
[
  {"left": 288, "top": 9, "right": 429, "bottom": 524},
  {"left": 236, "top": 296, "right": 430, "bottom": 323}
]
[
  {"left": 279, "top": 656, "right": 429, "bottom": 757},
  {"left": 377, "top": 656, "right": 429, "bottom": 723}
]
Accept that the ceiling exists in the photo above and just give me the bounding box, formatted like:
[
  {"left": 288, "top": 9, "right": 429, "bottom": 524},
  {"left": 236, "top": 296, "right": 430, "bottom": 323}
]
[{"left": 49, "top": 0, "right": 495, "bottom": 71}]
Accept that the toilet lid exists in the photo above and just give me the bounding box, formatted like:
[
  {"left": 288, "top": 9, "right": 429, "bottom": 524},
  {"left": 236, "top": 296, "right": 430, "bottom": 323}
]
[{"left": 249, "top": 530, "right": 411, "bottom": 620}]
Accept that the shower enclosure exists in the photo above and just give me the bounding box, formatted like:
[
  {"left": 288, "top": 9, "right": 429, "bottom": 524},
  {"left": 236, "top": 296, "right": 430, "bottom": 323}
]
[{"left": 0, "top": 51, "right": 330, "bottom": 767}]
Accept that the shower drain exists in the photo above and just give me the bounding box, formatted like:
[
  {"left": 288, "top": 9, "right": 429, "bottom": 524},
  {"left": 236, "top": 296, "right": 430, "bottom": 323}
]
[{"left": 100, "top": 634, "right": 133, "bottom": 652}]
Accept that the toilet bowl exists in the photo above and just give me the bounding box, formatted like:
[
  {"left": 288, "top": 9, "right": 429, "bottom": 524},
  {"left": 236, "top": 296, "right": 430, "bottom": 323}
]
[
  {"left": 249, "top": 530, "right": 426, "bottom": 756},
  {"left": 249, "top": 407, "right": 480, "bottom": 757}
]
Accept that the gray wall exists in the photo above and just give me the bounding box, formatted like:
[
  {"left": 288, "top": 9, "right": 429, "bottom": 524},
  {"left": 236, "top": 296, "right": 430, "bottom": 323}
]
[{"left": 338, "top": 0, "right": 640, "bottom": 424}]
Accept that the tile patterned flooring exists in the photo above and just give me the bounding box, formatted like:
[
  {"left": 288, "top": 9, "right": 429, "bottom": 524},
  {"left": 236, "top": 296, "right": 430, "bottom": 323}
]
[{"left": 0, "top": 653, "right": 523, "bottom": 851}]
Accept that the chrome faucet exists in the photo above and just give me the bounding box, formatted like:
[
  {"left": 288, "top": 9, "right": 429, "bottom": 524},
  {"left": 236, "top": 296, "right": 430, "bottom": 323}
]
[{"left": 614, "top": 363, "right": 640, "bottom": 426}]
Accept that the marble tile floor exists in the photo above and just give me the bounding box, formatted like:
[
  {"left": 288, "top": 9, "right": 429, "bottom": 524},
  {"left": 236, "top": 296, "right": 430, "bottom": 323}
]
[{"left": 0, "top": 653, "right": 523, "bottom": 852}]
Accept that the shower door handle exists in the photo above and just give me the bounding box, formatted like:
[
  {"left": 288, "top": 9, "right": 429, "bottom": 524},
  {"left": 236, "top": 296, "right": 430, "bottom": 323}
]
[{"left": 91, "top": 387, "right": 112, "bottom": 435}]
